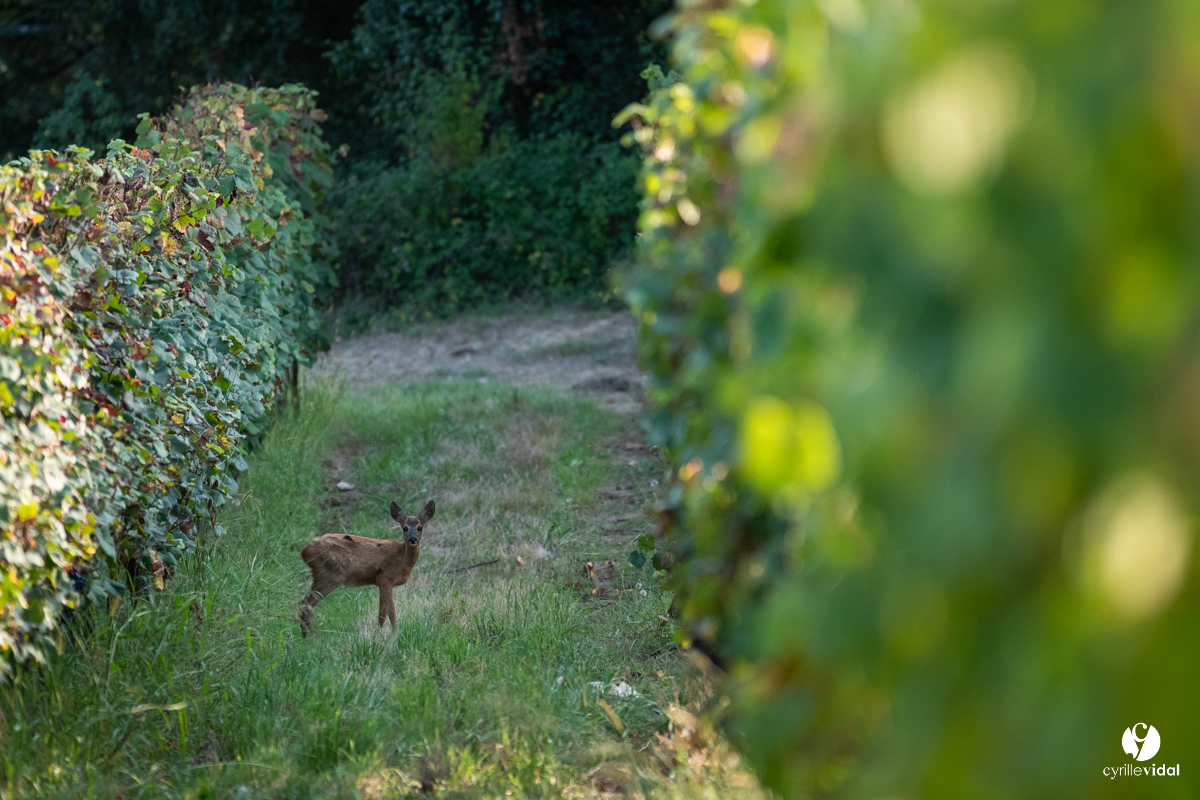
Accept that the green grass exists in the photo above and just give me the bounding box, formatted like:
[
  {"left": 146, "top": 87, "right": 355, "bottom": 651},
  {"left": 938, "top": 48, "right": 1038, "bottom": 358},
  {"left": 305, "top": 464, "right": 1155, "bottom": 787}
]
[{"left": 0, "top": 382, "right": 763, "bottom": 799}]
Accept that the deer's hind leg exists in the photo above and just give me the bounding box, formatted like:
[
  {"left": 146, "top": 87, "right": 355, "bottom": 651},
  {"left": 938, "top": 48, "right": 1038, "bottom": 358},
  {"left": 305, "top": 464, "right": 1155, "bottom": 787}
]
[{"left": 300, "top": 578, "right": 337, "bottom": 638}]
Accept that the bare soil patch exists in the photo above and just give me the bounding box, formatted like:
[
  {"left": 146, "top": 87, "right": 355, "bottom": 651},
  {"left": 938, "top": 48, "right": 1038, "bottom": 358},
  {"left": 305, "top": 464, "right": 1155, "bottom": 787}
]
[{"left": 308, "top": 307, "right": 643, "bottom": 412}]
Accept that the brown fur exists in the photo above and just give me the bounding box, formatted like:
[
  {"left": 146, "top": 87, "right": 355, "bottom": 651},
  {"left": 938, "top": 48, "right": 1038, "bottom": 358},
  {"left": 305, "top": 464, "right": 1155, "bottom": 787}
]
[{"left": 299, "top": 499, "right": 434, "bottom": 636}]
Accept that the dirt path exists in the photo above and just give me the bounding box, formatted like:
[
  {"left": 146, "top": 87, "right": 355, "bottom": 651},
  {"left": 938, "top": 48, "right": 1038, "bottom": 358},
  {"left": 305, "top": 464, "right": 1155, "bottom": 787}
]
[{"left": 309, "top": 307, "right": 644, "bottom": 412}]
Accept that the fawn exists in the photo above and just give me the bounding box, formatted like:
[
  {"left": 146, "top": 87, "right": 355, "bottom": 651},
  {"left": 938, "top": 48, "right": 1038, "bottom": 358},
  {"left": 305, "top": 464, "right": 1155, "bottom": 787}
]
[{"left": 299, "top": 499, "right": 435, "bottom": 637}]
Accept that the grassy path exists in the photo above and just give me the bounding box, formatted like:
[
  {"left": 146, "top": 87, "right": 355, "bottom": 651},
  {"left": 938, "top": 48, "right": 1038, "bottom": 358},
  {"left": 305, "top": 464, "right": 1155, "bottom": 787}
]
[{"left": 1, "top": 382, "right": 761, "bottom": 799}]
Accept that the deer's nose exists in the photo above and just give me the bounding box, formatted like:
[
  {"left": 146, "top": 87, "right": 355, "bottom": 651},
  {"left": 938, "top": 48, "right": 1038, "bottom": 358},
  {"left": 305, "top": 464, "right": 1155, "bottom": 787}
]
[{"left": 407, "top": 536, "right": 418, "bottom": 545}]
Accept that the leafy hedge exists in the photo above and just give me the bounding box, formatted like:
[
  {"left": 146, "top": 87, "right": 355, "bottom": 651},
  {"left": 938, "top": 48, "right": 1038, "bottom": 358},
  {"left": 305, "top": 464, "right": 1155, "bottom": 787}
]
[
  {"left": 0, "top": 83, "right": 334, "bottom": 675},
  {"left": 625, "top": 2, "right": 1200, "bottom": 798}
]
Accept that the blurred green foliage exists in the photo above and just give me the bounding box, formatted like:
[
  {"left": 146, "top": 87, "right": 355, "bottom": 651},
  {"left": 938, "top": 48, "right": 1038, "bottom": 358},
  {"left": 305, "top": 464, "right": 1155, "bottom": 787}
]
[
  {"left": 623, "top": 1, "right": 1200, "bottom": 797},
  {"left": 0, "top": 84, "right": 334, "bottom": 675},
  {"left": 326, "top": 0, "right": 668, "bottom": 311}
]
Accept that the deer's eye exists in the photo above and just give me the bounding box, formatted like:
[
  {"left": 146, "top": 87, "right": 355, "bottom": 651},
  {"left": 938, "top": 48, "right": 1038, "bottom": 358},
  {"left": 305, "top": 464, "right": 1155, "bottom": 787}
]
[
  {"left": 417, "top": 526, "right": 423, "bottom": 532},
  {"left": 402, "top": 526, "right": 409, "bottom": 532}
]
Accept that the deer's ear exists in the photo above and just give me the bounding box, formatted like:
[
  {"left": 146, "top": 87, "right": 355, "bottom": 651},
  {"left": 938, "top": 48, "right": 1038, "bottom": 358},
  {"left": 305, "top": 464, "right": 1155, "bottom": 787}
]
[
  {"left": 419, "top": 499, "right": 435, "bottom": 523},
  {"left": 390, "top": 502, "right": 405, "bottom": 522}
]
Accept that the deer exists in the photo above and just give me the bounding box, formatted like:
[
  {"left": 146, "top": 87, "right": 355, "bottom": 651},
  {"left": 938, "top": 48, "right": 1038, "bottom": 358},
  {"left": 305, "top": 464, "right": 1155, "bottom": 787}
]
[{"left": 299, "top": 499, "right": 435, "bottom": 637}]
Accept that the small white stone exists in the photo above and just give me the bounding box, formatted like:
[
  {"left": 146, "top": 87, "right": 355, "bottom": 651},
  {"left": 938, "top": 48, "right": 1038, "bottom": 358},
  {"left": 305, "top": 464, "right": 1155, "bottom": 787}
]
[
  {"left": 336, "top": 481, "right": 355, "bottom": 491},
  {"left": 590, "top": 680, "right": 639, "bottom": 697}
]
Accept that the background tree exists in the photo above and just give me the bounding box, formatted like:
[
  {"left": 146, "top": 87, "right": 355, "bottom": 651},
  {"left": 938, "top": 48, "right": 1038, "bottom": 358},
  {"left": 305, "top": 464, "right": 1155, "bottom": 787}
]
[
  {"left": 1, "top": 0, "right": 668, "bottom": 313},
  {"left": 0, "top": 0, "right": 358, "bottom": 158}
]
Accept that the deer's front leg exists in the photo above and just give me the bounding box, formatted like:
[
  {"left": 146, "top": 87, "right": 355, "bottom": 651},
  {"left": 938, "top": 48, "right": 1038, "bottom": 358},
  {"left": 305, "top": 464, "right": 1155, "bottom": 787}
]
[
  {"left": 377, "top": 582, "right": 389, "bottom": 628},
  {"left": 377, "top": 581, "right": 396, "bottom": 630}
]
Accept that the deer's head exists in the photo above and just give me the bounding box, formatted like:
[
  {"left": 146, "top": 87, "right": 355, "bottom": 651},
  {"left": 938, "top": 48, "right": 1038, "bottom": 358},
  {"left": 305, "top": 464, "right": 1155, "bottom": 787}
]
[{"left": 390, "top": 500, "right": 435, "bottom": 546}]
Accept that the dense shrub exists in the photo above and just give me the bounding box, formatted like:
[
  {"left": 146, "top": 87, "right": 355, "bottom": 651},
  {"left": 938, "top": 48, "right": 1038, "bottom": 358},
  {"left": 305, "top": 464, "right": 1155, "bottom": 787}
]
[
  {"left": 334, "top": 133, "right": 639, "bottom": 310},
  {"left": 0, "top": 83, "right": 333, "bottom": 675},
  {"left": 624, "top": 2, "right": 1200, "bottom": 798},
  {"left": 325, "top": 0, "right": 666, "bottom": 309}
]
